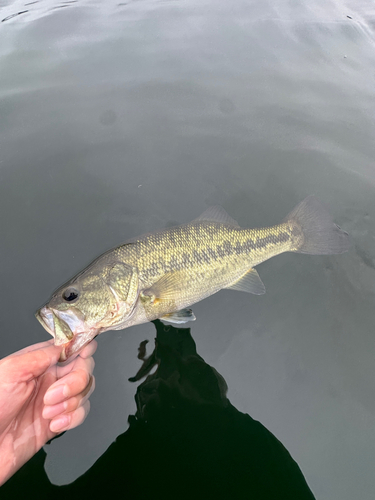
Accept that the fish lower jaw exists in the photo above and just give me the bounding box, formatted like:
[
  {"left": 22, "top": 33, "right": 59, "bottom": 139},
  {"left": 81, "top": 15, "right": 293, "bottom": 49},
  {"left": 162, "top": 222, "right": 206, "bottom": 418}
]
[{"left": 57, "top": 328, "right": 99, "bottom": 363}]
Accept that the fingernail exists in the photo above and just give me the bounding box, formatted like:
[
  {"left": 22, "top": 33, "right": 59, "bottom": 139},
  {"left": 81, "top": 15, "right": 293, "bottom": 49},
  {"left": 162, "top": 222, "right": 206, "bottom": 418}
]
[
  {"left": 44, "top": 385, "right": 69, "bottom": 405},
  {"left": 50, "top": 415, "right": 70, "bottom": 433}
]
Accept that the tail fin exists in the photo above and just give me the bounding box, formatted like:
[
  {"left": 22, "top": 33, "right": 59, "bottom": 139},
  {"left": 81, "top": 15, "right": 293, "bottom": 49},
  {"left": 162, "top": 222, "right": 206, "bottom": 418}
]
[{"left": 284, "top": 196, "right": 350, "bottom": 255}]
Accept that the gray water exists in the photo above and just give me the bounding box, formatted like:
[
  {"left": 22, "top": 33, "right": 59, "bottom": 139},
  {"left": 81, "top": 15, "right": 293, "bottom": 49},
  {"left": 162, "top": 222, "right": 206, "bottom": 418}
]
[{"left": 1, "top": 0, "right": 375, "bottom": 498}]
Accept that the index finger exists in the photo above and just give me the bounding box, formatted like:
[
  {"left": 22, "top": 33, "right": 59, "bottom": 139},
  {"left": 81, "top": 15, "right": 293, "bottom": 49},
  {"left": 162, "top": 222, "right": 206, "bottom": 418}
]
[
  {"left": 79, "top": 340, "right": 98, "bottom": 359},
  {"left": 55, "top": 349, "right": 96, "bottom": 379},
  {"left": 2, "top": 343, "right": 63, "bottom": 382}
]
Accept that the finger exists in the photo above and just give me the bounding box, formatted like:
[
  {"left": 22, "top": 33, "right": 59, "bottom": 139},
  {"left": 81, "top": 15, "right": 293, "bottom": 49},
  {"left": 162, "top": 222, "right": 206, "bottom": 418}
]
[
  {"left": 2, "top": 343, "right": 63, "bottom": 383},
  {"left": 43, "top": 376, "right": 95, "bottom": 420},
  {"left": 44, "top": 360, "right": 94, "bottom": 405},
  {"left": 79, "top": 340, "right": 98, "bottom": 359},
  {"left": 55, "top": 352, "right": 95, "bottom": 379},
  {"left": 50, "top": 400, "right": 91, "bottom": 434},
  {"left": 55, "top": 339, "right": 98, "bottom": 369}
]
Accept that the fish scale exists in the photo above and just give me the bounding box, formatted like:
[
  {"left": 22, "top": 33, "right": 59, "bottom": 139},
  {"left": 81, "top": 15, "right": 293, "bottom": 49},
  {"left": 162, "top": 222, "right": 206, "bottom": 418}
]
[{"left": 114, "top": 221, "right": 295, "bottom": 288}]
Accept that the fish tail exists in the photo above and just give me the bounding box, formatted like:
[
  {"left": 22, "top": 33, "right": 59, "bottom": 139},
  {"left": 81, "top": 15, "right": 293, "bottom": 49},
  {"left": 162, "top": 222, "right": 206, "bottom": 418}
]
[{"left": 284, "top": 196, "right": 350, "bottom": 255}]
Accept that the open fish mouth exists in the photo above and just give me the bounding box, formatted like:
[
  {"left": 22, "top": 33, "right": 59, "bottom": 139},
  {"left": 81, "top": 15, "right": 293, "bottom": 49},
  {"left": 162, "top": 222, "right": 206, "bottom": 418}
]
[
  {"left": 36, "top": 306, "right": 98, "bottom": 362},
  {"left": 36, "top": 307, "right": 56, "bottom": 337}
]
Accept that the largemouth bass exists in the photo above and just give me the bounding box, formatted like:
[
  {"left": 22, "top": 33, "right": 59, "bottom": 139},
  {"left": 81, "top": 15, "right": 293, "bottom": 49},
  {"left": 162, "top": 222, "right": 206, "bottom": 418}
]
[{"left": 36, "top": 196, "right": 349, "bottom": 361}]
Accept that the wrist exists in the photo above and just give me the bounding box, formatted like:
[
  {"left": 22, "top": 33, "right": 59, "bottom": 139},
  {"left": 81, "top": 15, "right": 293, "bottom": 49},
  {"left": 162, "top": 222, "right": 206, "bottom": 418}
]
[{"left": 0, "top": 433, "right": 17, "bottom": 486}]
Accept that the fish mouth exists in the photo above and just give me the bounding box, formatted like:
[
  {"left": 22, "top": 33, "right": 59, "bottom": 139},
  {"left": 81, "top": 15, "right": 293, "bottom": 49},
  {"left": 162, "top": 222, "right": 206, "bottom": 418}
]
[
  {"left": 36, "top": 307, "right": 56, "bottom": 337},
  {"left": 36, "top": 306, "right": 98, "bottom": 362},
  {"left": 58, "top": 331, "right": 99, "bottom": 363}
]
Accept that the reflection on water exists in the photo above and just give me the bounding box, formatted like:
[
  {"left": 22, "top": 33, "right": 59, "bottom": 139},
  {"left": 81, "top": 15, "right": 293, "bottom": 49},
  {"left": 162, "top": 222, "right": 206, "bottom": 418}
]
[{"left": 3, "top": 321, "right": 315, "bottom": 499}]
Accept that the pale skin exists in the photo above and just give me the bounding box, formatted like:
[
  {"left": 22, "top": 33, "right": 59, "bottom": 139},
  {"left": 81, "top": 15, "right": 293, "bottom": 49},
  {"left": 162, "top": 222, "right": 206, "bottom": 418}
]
[{"left": 0, "top": 339, "right": 97, "bottom": 486}]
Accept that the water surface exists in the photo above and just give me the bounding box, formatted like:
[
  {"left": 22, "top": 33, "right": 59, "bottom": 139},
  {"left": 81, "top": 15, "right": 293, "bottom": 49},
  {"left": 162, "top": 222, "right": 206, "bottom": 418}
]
[{"left": 1, "top": 1, "right": 375, "bottom": 498}]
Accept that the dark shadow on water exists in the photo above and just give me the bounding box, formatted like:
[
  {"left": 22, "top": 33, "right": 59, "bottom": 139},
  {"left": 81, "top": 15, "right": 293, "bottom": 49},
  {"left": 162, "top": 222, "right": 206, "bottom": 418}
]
[{"left": 2, "top": 321, "right": 316, "bottom": 500}]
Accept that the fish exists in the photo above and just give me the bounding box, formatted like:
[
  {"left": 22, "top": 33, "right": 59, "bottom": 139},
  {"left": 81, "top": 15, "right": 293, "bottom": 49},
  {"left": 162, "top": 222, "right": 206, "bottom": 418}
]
[{"left": 36, "top": 196, "right": 349, "bottom": 361}]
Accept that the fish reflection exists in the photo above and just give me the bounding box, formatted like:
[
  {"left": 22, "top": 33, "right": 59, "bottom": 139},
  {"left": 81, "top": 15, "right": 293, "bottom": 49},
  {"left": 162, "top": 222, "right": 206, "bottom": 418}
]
[{"left": 2, "top": 321, "right": 316, "bottom": 500}]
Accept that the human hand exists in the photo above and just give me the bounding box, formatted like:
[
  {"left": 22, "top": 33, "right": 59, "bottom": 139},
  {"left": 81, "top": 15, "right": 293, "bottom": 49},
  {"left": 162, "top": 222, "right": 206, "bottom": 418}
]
[{"left": 0, "top": 339, "right": 97, "bottom": 486}]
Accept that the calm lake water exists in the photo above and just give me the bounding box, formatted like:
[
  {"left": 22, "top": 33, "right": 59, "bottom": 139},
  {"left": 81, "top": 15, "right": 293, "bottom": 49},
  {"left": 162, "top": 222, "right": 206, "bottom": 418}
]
[{"left": 1, "top": 0, "right": 375, "bottom": 498}]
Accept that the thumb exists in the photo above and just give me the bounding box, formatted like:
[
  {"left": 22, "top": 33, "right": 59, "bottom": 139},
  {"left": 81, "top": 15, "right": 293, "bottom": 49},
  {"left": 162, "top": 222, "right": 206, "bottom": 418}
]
[{"left": 5, "top": 343, "right": 64, "bottom": 382}]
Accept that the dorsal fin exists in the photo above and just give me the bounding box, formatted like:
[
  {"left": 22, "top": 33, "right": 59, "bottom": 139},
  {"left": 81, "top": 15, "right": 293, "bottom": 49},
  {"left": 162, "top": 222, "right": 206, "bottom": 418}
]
[{"left": 193, "top": 205, "right": 240, "bottom": 227}]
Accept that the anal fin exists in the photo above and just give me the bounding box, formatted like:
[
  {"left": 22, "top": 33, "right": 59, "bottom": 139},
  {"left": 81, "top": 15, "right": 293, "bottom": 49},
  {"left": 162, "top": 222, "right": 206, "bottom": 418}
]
[
  {"left": 160, "top": 308, "right": 196, "bottom": 324},
  {"left": 225, "top": 268, "right": 266, "bottom": 295}
]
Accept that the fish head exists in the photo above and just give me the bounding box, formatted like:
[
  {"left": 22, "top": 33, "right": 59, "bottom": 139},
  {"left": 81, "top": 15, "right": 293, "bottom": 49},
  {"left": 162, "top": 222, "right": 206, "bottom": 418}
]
[{"left": 36, "top": 261, "right": 139, "bottom": 362}]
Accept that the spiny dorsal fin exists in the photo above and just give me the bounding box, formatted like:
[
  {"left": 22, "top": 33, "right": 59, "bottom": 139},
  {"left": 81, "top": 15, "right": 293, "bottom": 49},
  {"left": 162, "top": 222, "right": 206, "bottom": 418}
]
[
  {"left": 225, "top": 268, "right": 266, "bottom": 295},
  {"left": 193, "top": 205, "right": 240, "bottom": 227}
]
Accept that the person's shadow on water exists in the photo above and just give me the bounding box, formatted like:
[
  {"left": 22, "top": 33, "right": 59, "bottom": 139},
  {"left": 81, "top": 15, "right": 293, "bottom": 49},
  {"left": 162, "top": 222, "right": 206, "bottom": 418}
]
[{"left": 3, "top": 320, "right": 316, "bottom": 500}]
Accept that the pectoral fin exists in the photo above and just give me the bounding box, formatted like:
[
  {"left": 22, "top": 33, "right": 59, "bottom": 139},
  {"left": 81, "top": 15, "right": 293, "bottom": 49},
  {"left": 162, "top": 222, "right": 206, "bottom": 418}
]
[
  {"left": 225, "top": 268, "right": 266, "bottom": 295},
  {"left": 142, "top": 271, "right": 185, "bottom": 303},
  {"left": 160, "top": 309, "right": 196, "bottom": 324}
]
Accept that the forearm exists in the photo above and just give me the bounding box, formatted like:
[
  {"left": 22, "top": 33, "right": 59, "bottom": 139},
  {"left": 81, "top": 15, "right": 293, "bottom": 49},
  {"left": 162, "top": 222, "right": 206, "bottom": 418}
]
[
  {"left": 0, "top": 431, "right": 40, "bottom": 487},
  {"left": 0, "top": 448, "right": 55, "bottom": 496},
  {"left": 0, "top": 433, "right": 16, "bottom": 486},
  {"left": 0, "top": 417, "right": 44, "bottom": 487}
]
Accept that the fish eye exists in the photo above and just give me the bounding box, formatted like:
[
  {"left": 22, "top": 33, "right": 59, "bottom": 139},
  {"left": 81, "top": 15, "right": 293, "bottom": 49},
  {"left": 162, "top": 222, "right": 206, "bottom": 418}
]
[{"left": 62, "top": 287, "right": 79, "bottom": 302}]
